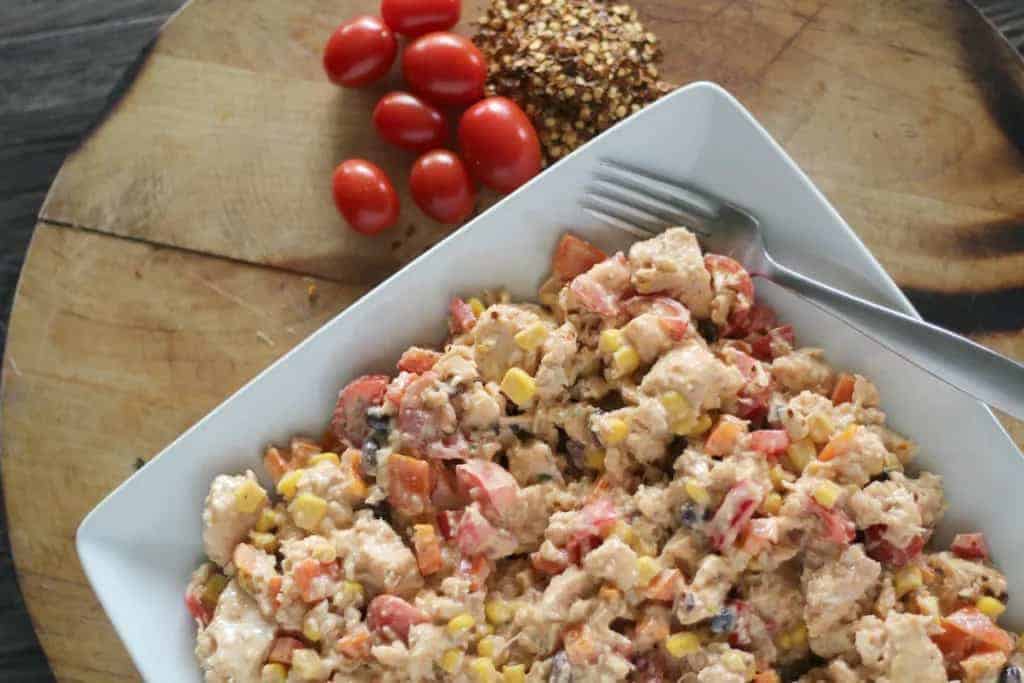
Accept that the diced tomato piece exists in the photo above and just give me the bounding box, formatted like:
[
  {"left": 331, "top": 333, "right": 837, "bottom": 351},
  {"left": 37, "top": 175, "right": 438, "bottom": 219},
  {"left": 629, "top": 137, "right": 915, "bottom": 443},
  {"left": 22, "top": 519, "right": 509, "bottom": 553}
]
[
  {"left": 454, "top": 505, "right": 517, "bottom": 558},
  {"left": 397, "top": 347, "right": 441, "bottom": 374},
  {"left": 449, "top": 297, "right": 477, "bottom": 334},
  {"left": 705, "top": 416, "right": 748, "bottom": 457},
  {"left": 622, "top": 296, "right": 691, "bottom": 341},
  {"left": 553, "top": 234, "right": 607, "bottom": 280},
  {"left": 263, "top": 446, "right": 291, "bottom": 483},
  {"left": 457, "top": 555, "right": 492, "bottom": 591},
  {"left": 456, "top": 460, "right": 520, "bottom": 519},
  {"left": 864, "top": 525, "right": 925, "bottom": 567},
  {"left": 934, "top": 607, "right": 1013, "bottom": 661},
  {"left": 337, "top": 628, "right": 372, "bottom": 660},
  {"left": 818, "top": 424, "right": 857, "bottom": 462},
  {"left": 740, "top": 517, "right": 780, "bottom": 554},
  {"left": 367, "top": 595, "right": 429, "bottom": 643},
  {"left": 750, "top": 325, "right": 795, "bottom": 361},
  {"left": 808, "top": 501, "right": 856, "bottom": 545},
  {"left": 749, "top": 430, "right": 790, "bottom": 459},
  {"left": 564, "top": 624, "right": 600, "bottom": 665},
  {"left": 831, "top": 373, "right": 856, "bottom": 405},
  {"left": 268, "top": 636, "right": 305, "bottom": 664},
  {"left": 730, "top": 350, "right": 759, "bottom": 381},
  {"left": 412, "top": 524, "right": 443, "bottom": 576},
  {"left": 709, "top": 480, "right": 763, "bottom": 550},
  {"left": 570, "top": 272, "right": 620, "bottom": 316},
  {"left": 645, "top": 569, "right": 685, "bottom": 602},
  {"left": 292, "top": 559, "right": 339, "bottom": 603},
  {"left": 951, "top": 533, "right": 990, "bottom": 561},
  {"left": 566, "top": 497, "right": 619, "bottom": 561},
  {"left": 388, "top": 453, "right": 432, "bottom": 517},
  {"left": 426, "top": 432, "right": 470, "bottom": 461},
  {"left": 744, "top": 304, "right": 778, "bottom": 335},
  {"left": 185, "top": 592, "right": 212, "bottom": 625},
  {"left": 330, "top": 374, "right": 390, "bottom": 446}
]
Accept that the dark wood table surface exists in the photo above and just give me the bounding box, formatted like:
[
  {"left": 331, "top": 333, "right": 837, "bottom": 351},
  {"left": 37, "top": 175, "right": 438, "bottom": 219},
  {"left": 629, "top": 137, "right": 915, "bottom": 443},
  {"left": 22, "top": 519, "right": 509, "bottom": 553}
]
[{"left": 0, "top": 2, "right": 187, "bottom": 679}]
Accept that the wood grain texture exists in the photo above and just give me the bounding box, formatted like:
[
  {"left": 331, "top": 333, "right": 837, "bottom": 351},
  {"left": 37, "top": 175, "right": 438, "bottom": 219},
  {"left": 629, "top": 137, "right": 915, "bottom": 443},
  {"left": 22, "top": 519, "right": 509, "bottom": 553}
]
[{"left": 3, "top": 0, "right": 1024, "bottom": 679}]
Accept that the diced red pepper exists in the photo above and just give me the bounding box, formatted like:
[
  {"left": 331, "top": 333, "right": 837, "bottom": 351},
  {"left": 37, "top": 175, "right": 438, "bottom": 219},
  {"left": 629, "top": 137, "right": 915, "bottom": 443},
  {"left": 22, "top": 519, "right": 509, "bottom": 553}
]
[
  {"left": 268, "top": 636, "right": 305, "bottom": 664},
  {"left": 831, "top": 373, "right": 856, "bottom": 405},
  {"left": 864, "top": 525, "right": 925, "bottom": 567},
  {"left": 330, "top": 374, "right": 390, "bottom": 446},
  {"left": 449, "top": 297, "right": 477, "bottom": 334},
  {"left": 808, "top": 501, "right": 856, "bottom": 545},
  {"left": 553, "top": 234, "right": 607, "bottom": 280},
  {"left": 709, "top": 480, "right": 763, "bottom": 550},
  {"left": 744, "top": 304, "right": 778, "bottom": 334},
  {"left": 750, "top": 325, "right": 795, "bottom": 361},
  {"left": 749, "top": 430, "right": 790, "bottom": 459},
  {"left": 388, "top": 453, "right": 432, "bottom": 517},
  {"left": 456, "top": 460, "right": 520, "bottom": 519},
  {"left": 367, "top": 595, "right": 429, "bottom": 643},
  {"left": 397, "top": 347, "right": 441, "bottom": 374},
  {"left": 185, "top": 592, "right": 212, "bottom": 626},
  {"left": 951, "top": 533, "right": 989, "bottom": 561},
  {"left": 933, "top": 607, "right": 1013, "bottom": 663},
  {"left": 436, "top": 510, "right": 461, "bottom": 540}
]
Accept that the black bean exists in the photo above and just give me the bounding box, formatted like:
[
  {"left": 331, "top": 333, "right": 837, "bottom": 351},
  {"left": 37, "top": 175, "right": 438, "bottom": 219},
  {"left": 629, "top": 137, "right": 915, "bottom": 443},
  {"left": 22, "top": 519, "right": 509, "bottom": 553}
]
[
  {"left": 1000, "top": 666, "right": 1023, "bottom": 683},
  {"left": 366, "top": 413, "right": 390, "bottom": 434},
  {"left": 566, "top": 440, "right": 587, "bottom": 470},
  {"left": 510, "top": 424, "right": 533, "bottom": 439},
  {"left": 697, "top": 319, "right": 719, "bottom": 343},
  {"left": 679, "top": 502, "right": 703, "bottom": 528},
  {"left": 549, "top": 651, "right": 572, "bottom": 683},
  {"left": 682, "top": 592, "right": 697, "bottom": 611},
  {"left": 360, "top": 440, "right": 379, "bottom": 477},
  {"left": 710, "top": 606, "right": 737, "bottom": 634}
]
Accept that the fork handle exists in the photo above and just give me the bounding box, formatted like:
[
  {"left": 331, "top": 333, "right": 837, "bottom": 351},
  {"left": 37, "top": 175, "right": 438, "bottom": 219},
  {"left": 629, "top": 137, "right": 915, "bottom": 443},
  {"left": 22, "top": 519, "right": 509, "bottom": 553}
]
[{"left": 765, "top": 262, "right": 1024, "bottom": 421}]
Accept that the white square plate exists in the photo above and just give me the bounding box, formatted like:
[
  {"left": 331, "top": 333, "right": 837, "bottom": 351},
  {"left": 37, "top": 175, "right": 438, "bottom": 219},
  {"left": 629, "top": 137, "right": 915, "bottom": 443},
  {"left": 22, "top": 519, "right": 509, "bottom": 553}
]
[{"left": 77, "top": 82, "right": 1024, "bottom": 681}]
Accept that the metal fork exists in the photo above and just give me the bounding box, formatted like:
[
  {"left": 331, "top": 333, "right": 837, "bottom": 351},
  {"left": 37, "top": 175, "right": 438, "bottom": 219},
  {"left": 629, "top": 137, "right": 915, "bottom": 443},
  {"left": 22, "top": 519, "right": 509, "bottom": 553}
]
[{"left": 584, "top": 159, "right": 1024, "bottom": 421}]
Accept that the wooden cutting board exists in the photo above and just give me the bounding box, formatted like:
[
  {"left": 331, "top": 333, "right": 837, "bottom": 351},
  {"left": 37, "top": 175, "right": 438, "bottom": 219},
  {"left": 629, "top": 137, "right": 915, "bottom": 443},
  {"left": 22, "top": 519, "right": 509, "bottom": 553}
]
[{"left": 3, "top": 0, "right": 1024, "bottom": 679}]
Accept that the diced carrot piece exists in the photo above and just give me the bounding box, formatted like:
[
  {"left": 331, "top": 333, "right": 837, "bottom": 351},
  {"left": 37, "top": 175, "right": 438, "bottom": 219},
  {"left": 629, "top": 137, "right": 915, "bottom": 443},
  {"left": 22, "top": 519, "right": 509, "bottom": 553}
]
[
  {"left": 705, "top": 416, "right": 748, "bottom": 456},
  {"left": 553, "top": 234, "right": 607, "bottom": 280},
  {"left": 388, "top": 453, "right": 432, "bottom": 517},
  {"left": 337, "top": 628, "right": 372, "bottom": 660},
  {"left": 831, "top": 373, "right": 855, "bottom": 405},
  {"left": 818, "top": 425, "right": 858, "bottom": 462},
  {"left": 268, "top": 636, "right": 304, "bottom": 664},
  {"left": 645, "top": 569, "right": 685, "bottom": 602},
  {"left": 412, "top": 524, "right": 443, "bottom": 576},
  {"left": 292, "top": 559, "right": 338, "bottom": 603},
  {"left": 263, "top": 446, "right": 290, "bottom": 483}
]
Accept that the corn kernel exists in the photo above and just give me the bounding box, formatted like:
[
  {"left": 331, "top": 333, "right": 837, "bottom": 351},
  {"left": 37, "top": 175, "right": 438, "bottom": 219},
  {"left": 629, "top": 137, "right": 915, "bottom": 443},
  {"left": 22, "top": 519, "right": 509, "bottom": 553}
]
[
  {"left": 288, "top": 492, "right": 327, "bottom": 531},
  {"left": 311, "top": 539, "right": 337, "bottom": 563},
  {"left": 276, "top": 469, "right": 304, "bottom": 500},
  {"left": 612, "top": 520, "right": 637, "bottom": 546},
  {"left": 977, "top": 596, "right": 1007, "bottom": 619},
  {"left": 604, "top": 418, "right": 629, "bottom": 446},
  {"left": 249, "top": 531, "right": 278, "bottom": 553},
  {"left": 761, "top": 492, "right": 783, "bottom": 516},
  {"left": 894, "top": 566, "right": 922, "bottom": 597},
  {"left": 584, "top": 448, "right": 606, "bottom": 471},
  {"left": 812, "top": 481, "right": 842, "bottom": 509},
  {"left": 684, "top": 479, "right": 711, "bottom": 506},
  {"left": 440, "top": 649, "right": 463, "bottom": 674},
  {"left": 686, "top": 414, "right": 713, "bottom": 436},
  {"left": 486, "top": 600, "right": 512, "bottom": 625},
  {"left": 612, "top": 345, "right": 640, "bottom": 377},
  {"left": 468, "top": 297, "right": 486, "bottom": 317},
  {"left": 503, "top": 664, "right": 526, "bottom": 683},
  {"left": 255, "top": 508, "right": 282, "bottom": 533},
  {"left": 786, "top": 438, "right": 815, "bottom": 472},
  {"left": 201, "top": 573, "right": 228, "bottom": 608},
  {"left": 469, "top": 657, "right": 499, "bottom": 683},
  {"left": 261, "top": 662, "right": 287, "bottom": 683},
  {"left": 808, "top": 413, "right": 834, "bottom": 444},
  {"left": 234, "top": 479, "right": 267, "bottom": 514},
  {"left": 448, "top": 613, "right": 476, "bottom": 636},
  {"left": 291, "top": 649, "right": 323, "bottom": 679},
  {"left": 916, "top": 594, "right": 940, "bottom": 617},
  {"left": 782, "top": 624, "right": 807, "bottom": 649},
  {"left": 721, "top": 651, "right": 746, "bottom": 673},
  {"left": 501, "top": 368, "right": 536, "bottom": 407},
  {"left": 342, "top": 581, "right": 364, "bottom": 603},
  {"left": 659, "top": 391, "right": 693, "bottom": 421},
  {"left": 636, "top": 557, "right": 662, "bottom": 586},
  {"left": 310, "top": 451, "right": 340, "bottom": 467},
  {"left": 514, "top": 323, "right": 549, "bottom": 351},
  {"left": 665, "top": 632, "right": 701, "bottom": 658},
  {"left": 769, "top": 465, "right": 788, "bottom": 490},
  {"left": 599, "top": 328, "right": 624, "bottom": 353},
  {"left": 303, "top": 616, "right": 321, "bottom": 642},
  {"left": 477, "top": 636, "right": 497, "bottom": 658},
  {"left": 671, "top": 415, "right": 697, "bottom": 436}
]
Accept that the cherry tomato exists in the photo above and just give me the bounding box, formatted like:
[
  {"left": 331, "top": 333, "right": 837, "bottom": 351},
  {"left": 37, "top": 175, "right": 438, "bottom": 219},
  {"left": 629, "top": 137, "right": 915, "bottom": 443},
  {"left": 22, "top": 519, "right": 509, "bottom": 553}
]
[
  {"left": 458, "top": 96, "right": 542, "bottom": 193},
  {"left": 401, "top": 32, "right": 486, "bottom": 106},
  {"left": 323, "top": 15, "right": 397, "bottom": 87},
  {"left": 372, "top": 92, "right": 448, "bottom": 152},
  {"left": 331, "top": 159, "right": 399, "bottom": 234},
  {"left": 381, "top": 0, "right": 460, "bottom": 37},
  {"left": 409, "top": 150, "right": 476, "bottom": 224}
]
